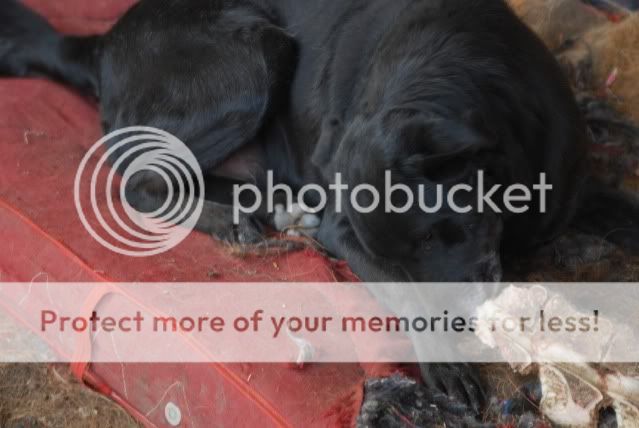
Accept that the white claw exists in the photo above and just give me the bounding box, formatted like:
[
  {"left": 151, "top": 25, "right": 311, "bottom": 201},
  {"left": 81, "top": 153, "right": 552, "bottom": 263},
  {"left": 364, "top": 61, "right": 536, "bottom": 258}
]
[
  {"left": 289, "top": 203, "right": 305, "bottom": 220},
  {"left": 274, "top": 204, "right": 297, "bottom": 232},
  {"left": 300, "top": 213, "right": 321, "bottom": 229},
  {"left": 274, "top": 204, "right": 322, "bottom": 236}
]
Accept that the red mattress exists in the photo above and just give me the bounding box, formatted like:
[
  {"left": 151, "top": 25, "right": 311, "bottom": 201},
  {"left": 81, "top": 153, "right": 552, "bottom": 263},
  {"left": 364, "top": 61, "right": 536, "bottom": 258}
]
[{"left": 0, "top": 1, "right": 411, "bottom": 426}]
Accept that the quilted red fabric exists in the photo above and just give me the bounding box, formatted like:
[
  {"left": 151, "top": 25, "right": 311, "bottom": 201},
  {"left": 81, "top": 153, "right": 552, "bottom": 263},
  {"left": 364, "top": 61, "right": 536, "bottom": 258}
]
[{"left": 0, "top": 1, "right": 411, "bottom": 426}]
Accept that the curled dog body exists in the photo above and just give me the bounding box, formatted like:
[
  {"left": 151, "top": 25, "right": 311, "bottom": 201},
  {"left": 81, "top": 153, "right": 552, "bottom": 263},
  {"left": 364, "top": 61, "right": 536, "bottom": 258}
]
[{"left": 0, "top": 0, "right": 588, "bottom": 278}]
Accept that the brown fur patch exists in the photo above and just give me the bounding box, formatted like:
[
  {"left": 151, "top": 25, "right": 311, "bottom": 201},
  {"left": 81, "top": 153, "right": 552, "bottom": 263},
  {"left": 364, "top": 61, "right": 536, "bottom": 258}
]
[
  {"left": 586, "top": 14, "right": 639, "bottom": 122},
  {"left": 509, "top": 1, "right": 639, "bottom": 124},
  {"left": 507, "top": 0, "right": 608, "bottom": 50}
]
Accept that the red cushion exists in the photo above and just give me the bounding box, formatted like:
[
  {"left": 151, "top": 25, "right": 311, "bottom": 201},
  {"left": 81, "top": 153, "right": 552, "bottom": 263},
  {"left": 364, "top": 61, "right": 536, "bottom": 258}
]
[{"left": 0, "top": 1, "right": 412, "bottom": 426}]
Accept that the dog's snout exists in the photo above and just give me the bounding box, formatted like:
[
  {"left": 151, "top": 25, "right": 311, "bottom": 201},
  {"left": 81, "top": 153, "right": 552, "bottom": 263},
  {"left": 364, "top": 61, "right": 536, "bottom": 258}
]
[{"left": 472, "top": 252, "right": 502, "bottom": 283}]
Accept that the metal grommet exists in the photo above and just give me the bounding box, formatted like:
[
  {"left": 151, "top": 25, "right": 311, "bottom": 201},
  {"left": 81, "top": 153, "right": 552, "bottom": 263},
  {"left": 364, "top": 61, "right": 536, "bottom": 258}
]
[{"left": 165, "top": 402, "right": 182, "bottom": 426}]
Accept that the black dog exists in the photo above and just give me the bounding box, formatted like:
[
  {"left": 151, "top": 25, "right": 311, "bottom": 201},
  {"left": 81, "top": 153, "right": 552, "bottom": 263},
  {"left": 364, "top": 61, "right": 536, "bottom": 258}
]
[{"left": 3, "top": 0, "right": 639, "bottom": 416}]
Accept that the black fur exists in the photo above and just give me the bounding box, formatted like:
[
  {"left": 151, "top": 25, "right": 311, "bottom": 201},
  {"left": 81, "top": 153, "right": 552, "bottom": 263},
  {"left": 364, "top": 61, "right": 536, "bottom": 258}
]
[{"left": 0, "top": 0, "right": 98, "bottom": 94}]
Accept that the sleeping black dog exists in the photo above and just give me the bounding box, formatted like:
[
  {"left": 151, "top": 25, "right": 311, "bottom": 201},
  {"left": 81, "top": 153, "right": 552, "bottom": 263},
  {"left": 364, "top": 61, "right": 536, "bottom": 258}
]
[{"left": 2, "top": 0, "right": 639, "bottom": 418}]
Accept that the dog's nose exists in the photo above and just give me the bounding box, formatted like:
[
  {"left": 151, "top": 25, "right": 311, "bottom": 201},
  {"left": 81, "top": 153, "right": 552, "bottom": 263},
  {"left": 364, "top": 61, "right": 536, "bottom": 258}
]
[{"left": 472, "top": 252, "right": 502, "bottom": 283}]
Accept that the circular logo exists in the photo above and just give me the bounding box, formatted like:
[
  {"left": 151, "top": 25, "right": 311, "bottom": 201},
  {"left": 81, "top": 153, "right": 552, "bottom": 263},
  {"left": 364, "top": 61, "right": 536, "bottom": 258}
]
[{"left": 74, "top": 127, "right": 204, "bottom": 257}]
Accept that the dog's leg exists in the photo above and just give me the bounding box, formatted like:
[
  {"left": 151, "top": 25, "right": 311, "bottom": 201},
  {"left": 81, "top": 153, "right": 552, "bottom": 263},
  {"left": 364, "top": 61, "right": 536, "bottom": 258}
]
[
  {"left": 123, "top": 170, "right": 265, "bottom": 245},
  {"left": 2, "top": 0, "right": 300, "bottom": 247},
  {"left": 0, "top": 0, "right": 99, "bottom": 95},
  {"left": 318, "top": 208, "right": 487, "bottom": 414},
  {"left": 94, "top": 0, "right": 298, "bottom": 245}
]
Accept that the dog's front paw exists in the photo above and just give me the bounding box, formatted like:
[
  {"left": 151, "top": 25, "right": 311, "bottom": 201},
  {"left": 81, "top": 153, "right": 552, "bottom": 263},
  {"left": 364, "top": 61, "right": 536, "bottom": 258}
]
[
  {"left": 273, "top": 203, "right": 321, "bottom": 238},
  {"left": 420, "top": 363, "right": 487, "bottom": 416},
  {"left": 203, "top": 211, "right": 264, "bottom": 245},
  {"left": 227, "top": 214, "right": 264, "bottom": 245}
]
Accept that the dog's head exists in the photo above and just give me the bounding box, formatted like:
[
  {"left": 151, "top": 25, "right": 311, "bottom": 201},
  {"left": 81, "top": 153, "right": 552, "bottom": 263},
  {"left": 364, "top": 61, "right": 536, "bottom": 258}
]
[{"left": 330, "top": 110, "right": 505, "bottom": 282}]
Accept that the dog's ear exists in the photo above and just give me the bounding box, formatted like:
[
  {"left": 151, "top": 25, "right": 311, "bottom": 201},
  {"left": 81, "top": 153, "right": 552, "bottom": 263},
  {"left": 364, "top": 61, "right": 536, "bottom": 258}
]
[{"left": 390, "top": 111, "right": 495, "bottom": 179}]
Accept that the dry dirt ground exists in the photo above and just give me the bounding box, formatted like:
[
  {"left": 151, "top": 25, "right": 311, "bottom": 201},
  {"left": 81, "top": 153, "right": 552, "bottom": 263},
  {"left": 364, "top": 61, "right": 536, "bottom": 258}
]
[
  {"left": 0, "top": 364, "right": 140, "bottom": 428},
  {"left": 0, "top": 311, "right": 139, "bottom": 428}
]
